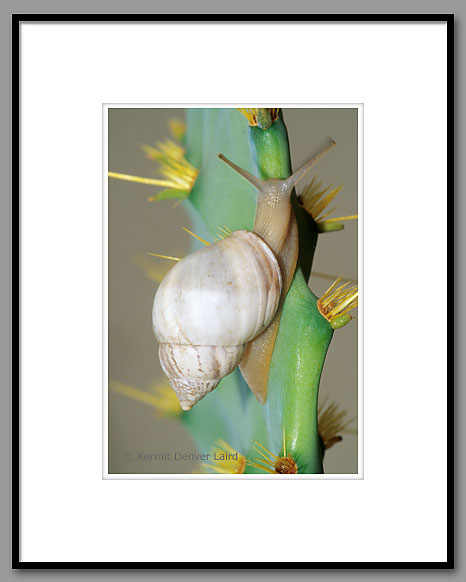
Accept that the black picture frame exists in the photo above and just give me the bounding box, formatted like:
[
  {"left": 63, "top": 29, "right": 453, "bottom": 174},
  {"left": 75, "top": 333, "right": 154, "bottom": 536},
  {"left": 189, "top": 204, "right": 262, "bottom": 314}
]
[{"left": 12, "top": 13, "right": 454, "bottom": 570}]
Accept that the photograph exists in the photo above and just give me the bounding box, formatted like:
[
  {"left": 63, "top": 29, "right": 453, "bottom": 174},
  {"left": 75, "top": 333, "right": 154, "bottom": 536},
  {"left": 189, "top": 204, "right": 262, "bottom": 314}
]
[
  {"left": 107, "top": 106, "right": 359, "bottom": 476},
  {"left": 15, "top": 13, "right": 451, "bottom": 567}
]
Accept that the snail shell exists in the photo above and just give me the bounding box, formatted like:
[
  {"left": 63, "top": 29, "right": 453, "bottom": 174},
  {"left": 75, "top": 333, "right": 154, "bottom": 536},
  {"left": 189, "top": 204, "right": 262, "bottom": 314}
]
[{"left": 153, "top": 230, "right": 282, "bottom": 410}]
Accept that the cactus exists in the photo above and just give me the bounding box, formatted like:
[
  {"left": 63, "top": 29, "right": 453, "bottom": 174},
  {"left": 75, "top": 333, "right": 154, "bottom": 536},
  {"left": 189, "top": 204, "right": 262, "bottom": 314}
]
[{"left": 109, "top": 107, "right": 357, "bottom": 475}]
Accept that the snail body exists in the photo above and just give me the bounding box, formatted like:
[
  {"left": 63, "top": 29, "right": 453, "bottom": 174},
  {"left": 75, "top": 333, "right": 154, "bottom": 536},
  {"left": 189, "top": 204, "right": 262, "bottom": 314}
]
[{"left": 153, "top": 141, "right": 335, "bottom": 410}]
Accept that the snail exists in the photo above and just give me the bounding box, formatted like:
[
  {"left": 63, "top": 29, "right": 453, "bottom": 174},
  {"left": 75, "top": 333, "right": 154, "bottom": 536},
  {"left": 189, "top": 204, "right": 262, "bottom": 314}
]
[{"left": 153, "top": 141, "right": 336, "bottom": 410}]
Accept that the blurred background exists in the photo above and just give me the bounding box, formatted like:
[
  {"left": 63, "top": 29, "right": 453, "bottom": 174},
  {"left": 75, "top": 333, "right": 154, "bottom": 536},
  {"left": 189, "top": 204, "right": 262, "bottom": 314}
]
[{"left": 108, "top": 107, "right": 358, "bottom": 474}]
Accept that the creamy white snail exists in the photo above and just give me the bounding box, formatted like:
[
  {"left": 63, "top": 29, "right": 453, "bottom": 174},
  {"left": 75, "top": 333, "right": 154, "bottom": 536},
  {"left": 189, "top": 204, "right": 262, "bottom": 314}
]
[
  {"left": 153, "top": 141, "right": 335, "bottom": 410},
  {"left": 153, "top": 230, "right": 281, "bottom": 410}
]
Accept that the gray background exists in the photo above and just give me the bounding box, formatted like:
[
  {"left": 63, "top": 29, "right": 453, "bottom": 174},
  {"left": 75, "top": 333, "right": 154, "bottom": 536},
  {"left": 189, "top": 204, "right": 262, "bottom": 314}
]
[
  {"left": 4, "top": 2, "right": 461, "bottom": 578},
  {"left": 108, "top": 107, "right": 358, "bottom": 475}
]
